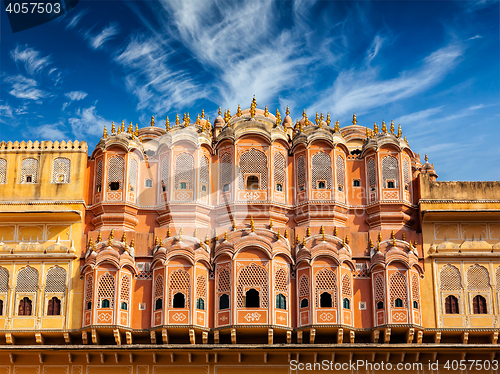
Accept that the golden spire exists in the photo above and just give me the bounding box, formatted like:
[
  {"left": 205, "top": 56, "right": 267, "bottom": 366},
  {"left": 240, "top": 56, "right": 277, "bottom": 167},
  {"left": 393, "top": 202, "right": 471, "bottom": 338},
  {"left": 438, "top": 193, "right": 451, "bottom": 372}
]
[
  {"left": 201, "top": 109, "right": 205, "bottom": 119},
  {"left": 232, "top": 219, "right": 236, "bottom": 230},
  {"left": 166, "top": 116, "right": 170, "bottom": 130},
  {"left": 334, "top": 119, "right": 340, "bottom": 132},
  {"left": 183, "top": 113, "right": 186, "bottom": 122},
  {"left": 251, "top": 96, "right": 257, "bottom": 109},
  {"left": 402, "top": 232, "right": 406, "bottom": 241},
  {"left": 250, "top": 216, "right": 255, "bottom": 232},
  {"left": 159, "top": 238, "right": 163, "bottom": 247},
  {"left": 425, "top": 154, "right": 428, "bottom": 162},
  {"left": 404, "top": 136, "right": 407, "bottom": 142},
  {"left": 185, "top": 113, "right": 190, "bottom": 126},
  {"left": 206, "top": 116, "right": 211, "bottom": 129},
  {"left": 193, "top": 228, "right": 198, "bottom": 239},
  {"left": 320, "top": 112, "right": 324, "bottom": 122},
  {"left": 397, "top": 124, "right": 402, "bottom": 137},
  {"left": 218, "top": 107, "right": 222, "bottom": 116},
  {"left": 111, "top": 121, "right": 116, "bottom": 134},
  {"left": 345, "top": 235, "right": 349, "bottom": 245},
  {"left": 224, "top": 231, "right": 228, "bottom": 241},
  {"left": 196, "top": 113, "right": 200, "bottom": 125},
  {"left": 369, "top": 238, "right": 374, "bottom": 248},
  {"left": 382, "top": 120, "right": 387, "bottom": 133},
  {"left": 391, "top": 230, "right": 395, "bottom": 239},
  {"left": 276, "top": 109, "right": 281, "bottom": 126},
  {"left": 284, "top": 230, "right": 288, "bottom": 239},
  {"left": 320, "top": 225, "right": 325, "bottom": 235},
  {"left": 264, "top": 106, "right": 269, "bottom": 117},
  {"left": 304, "top": 113, "right": 309, "bottom": 126},
  {"left": 155, "top": 236, "right": 159, "bottom": 246},
  {"left": 326, "top": 113, "right": 331, "bottom": 126},
  {"left": 334, "top": 226, "right": 338, "bottom": 236},
  {"left": 302, "top": 109, "right": 306, "bottom": 118},
  {"left": 214, "top": 230, "right": 219, "bottom": 241},
  {"left": 277, "top": 229, "right": 281, "bottom": 239},
  {"left": 97, "top": 232, "right": 102, "bottom": 243},
  {"left": 130, "top": 239, "right": 134, "bottom": 248},
  {"left": 377, "top": 241, "right": 381, "bottom": 252},
  {"left": 269, "top": 218, "right": 273, "bottom": 229},
  {"left": 299, "top": 120, "right": 303, "bottom": 132},
  {"left": 390, "top": 120, "right": 394, "bottom": 134},
  {"left": 151, "top": 115, "right": 155, "bottom": 127},
  {"left": 250, "top": 105, "right": 255, "bottom": 118},
  {"left": 374, "top": 122, "right": 379, "bottom": 133},
  {"left": 352, "top": 113, "right": 357, "bottom": 125},
  {"left": 167, "top": 229, "right": 171, "bottom": 238},
  {"left": 409, "top": 240, "right": 413, "bottom": 250},
  {"left": 378, "top": 232, "right": 382, "bottom": 242},
  {"left": 370, "top": 130, "right": 374, "bottom": 139},
  {"left": 178, "top": 227, "right": 183, "bottom": 241},
  {"left": 302, "top": 236, "right": 306, "bottom": 246},
  {"left": 227, "top": 109, "right": 231, "bottom": 122},
  {"left": 315, "top": 112, "right": 320, "bottom": 125},
  {"left": 88, "top": 237, "right": 94, "bottom": 250},
  {"left": 306, "top": 227, "right": 311, "bottom": 237},
  {"left": 121, "top": 120, "right": 125, "bottom": 133},
  {"left": 121, "top": 232, "right": 127, "bottom": 242},
  {"left": 237, "top": 104, "right": 242, "bottom": 117},
  {"left": 366, "top": 127, "right": 370, "bottom": 138},
  {"left": 414, "top": 240, "right": 417, "bottom": 248},
  {"left": 109, "top": 229, "right": 114, "bottom": 245},
  {"left": 103, "top": 125, "right": 108, "bottom": 138},
  {"left": 205, "top": 234, "right": 209, "bottom": 245},
  {"left": 296, "top": 234, "right": 300, "bottom": 244},
  {"left": 322, "top": 230, "right": 326, "bottom": 242},
  {"left": 135, "top": 123, "right": 139, "bottom": 136},
  {"left": 127, "top": 122, "right": 133, "bottom": 134},
  {"left": 392, "top": 235, "right": 396, "bottom": 246},
  {"left": 176, "top": 114, "right": 180, "bottom": 126},
  {"left": 286, "top": 105, "right": 290, "bottom": 116}
]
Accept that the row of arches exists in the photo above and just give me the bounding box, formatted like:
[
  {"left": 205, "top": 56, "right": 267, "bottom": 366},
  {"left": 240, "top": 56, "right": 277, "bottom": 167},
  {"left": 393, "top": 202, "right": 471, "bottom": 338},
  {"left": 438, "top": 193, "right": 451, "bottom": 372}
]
[{"left": 0, "top": 157, "right": 71, "bottom": 184}]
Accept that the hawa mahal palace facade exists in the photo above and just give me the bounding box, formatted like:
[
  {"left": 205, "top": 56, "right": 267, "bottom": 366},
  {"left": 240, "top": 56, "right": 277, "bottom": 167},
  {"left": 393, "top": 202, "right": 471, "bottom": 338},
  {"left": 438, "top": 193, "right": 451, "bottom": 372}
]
[{"left": 0, "top": 99, "right": 499, "bottom": 373}]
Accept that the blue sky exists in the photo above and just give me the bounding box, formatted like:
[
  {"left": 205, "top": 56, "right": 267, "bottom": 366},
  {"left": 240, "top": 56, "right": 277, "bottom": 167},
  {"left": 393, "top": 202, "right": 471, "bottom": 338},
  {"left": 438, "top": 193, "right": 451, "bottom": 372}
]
[{"left": 1, "top": 0, "right": 499, "bottom": 181}]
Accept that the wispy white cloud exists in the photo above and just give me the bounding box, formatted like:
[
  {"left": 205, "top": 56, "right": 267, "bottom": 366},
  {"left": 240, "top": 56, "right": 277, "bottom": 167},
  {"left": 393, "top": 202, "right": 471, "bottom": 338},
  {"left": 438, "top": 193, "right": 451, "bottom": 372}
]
[
  {"left": 365, "top": 34, "right": 385, "bottom": 65},
  {"left": 26, "top": 122, "right": 67, "bottom": 139},
  {"left": 10, "top": 45, "right": 51, "bottom": 76},
  {"left": 394, "top": 106, "right": 443, "bottom": 124},
  {"left": 467, "top": 35, "right": 483, "bottom": 41},
  {"left": 0, "top": 103, "right": 14, "bottom": 124},
  {"left": 65, "top": 91, "right": 88, "bottom": 101},
  {"left": 310, "top": 43, "right": 463, "bottom": 116},
  {"left": 87, "top": 23, "right": 119, "bottom": 50},
  {"left": 68, "top": 105, "right": 111, "bottom": 137},
  {"left": 66, "top": 8, "right": 88, "bottom": 29},
  {"left": 5, "top": 75, "right": 48, "bottom": 101},
  {"left": 437, "top": 103, "right": 495, "bottom": 122}
]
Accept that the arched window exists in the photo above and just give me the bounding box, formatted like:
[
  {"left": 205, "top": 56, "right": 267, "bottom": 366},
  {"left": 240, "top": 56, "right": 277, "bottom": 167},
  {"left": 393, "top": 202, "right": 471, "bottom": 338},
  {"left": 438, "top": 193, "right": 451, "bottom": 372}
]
[
  {"left": 97, "top": 273, "right": 115, "bottom": 309},
  {"left": 276, "top": 294, "right": 287, "bottom": 310},
  {"left": 440, "top": 264, "right": 462, "bottom": 290},
  {"left": 196, "top": 298, "right": 205, "bottom": 310},
  {"left": 0, "top": 158, "right": 6, "bottom": 184},
  {"left": 45, "top": 266, "right": 66, "bottom": 293},
  {"left": 120, "top": 275, "right": 130, "bottom": 313},
  {"left": 300, "top": 298, "right": 309, "bottom": 308},
  {"left": 246, "top": 175, "right": 259, "bottom": 190},
  {"left": 237, "top": 263, "right": 268, "bottom": 308},
  {"left": 145, "top": 179, "right": 153, "bottom": 188},
  {"left": 382, "top": 156, "right": 399, "bottom": 188},
  {"left": 155, "top": 298, "right": 163, "bottom": 310},
  {"left": 21, "top": 158, "right": 38, "bottom": 183},
  {"left": 108, "top": 156, "right": 124, "bottom": 191},
  {"left": 311, "top": 152, "right": 332, "bottom": 189},
  {"left": 472, "top": 295, "right": 487, "bottom": 314},
  {"left": 95, "top": 160, "right": 103, "bottom": 192},
  {"left": 297, "top": 155, "right": 306, "bottom": 191},
  {"left": 244, "top": 289, "right": 260, "bottom": 308},
  {"left": 444, "top": 295, "right": 459, "bottom": 314},
  {"left": 353, "top": 179, "right": 361, "bottom": 187},
  {"left": 52, "top": 157, "right": 71, "bottom": 183},
  {"left": 238, "top": 149, "right": 267, "bottom": 190},
  {"left": 174, "top": 153, "right": 194, "bottom": 191},
  {"left": 120, "top": 302, "right": 128, "bottom": 310},
  {"left": 320, "top": 292, "right": 333, "bottom": 308},
  {"left": 101, "top": 299, "right": 110, "bottom": 308},
  {"left": 173, "top": 292, "right": 185, "bottom": 308},
  {"left": 377, "top": 301, "right": 384, "bottom": 310},
  {"left": 219, "top": 294, "right": 229, "bottom": 310},
  {"left": 16, "top": 267, "right": 38, "bottom": 296},
  {"left": 0, "top": 268, "right": 10, "bottom": 313},
  {"left": 413, "top": 300, "right": 419, "bottom": 309},
  {"left": 342, "top": 298, "right": 350, "bottom": 309},
  {"left": 389, "top": 272, "right": 407, "bottom": 308},
  {"left": 273, "top": 152, "right": 285, "bottom": 192},
  {"left": 276, "top": 183, "right": 283, "bottom": 191},
  {"left": 18, "top": 297, "right": 32, "bottom": 315},
  {"left": 394, "top": 298, "right": 403, "bottom": 308},
  {"left": 47, "top": 297, "right": 61, "bottom": 315},
  {"left": 87, "top": 301, "right": 92, "bottom": 310}
]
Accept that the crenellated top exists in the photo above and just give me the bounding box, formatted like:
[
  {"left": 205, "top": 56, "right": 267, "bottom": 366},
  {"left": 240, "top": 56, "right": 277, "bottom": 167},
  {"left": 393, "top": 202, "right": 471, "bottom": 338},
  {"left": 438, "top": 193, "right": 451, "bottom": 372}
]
[{"left": 0, "top": 140, "right": 87, "bottom": 152}]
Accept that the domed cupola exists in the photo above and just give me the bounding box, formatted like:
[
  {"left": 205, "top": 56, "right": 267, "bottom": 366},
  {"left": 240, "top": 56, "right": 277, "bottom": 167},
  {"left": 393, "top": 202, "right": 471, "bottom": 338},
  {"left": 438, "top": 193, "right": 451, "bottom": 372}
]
[{"left": 420, "top": 154, "right": 438, "bottom": 181}]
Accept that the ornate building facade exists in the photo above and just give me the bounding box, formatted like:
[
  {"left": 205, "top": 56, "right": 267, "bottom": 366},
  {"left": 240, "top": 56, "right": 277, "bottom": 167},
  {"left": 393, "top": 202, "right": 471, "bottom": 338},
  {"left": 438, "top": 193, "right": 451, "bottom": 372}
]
[{"left": 0, "top": 103, "right": 499, "bottom": 373}]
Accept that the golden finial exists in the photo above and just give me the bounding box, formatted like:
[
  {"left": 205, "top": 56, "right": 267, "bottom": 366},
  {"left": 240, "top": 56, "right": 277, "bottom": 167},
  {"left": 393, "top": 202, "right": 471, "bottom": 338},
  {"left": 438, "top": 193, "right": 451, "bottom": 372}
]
[
  {"left": 302, "top": 236, "right": 306, "bottom": 246},
  {"left": 284, "top": 230, "right": 288, "bottom": 239},
  {"left": 165, "top": 116, "right": 170, "bottom": 130},
  {"left": 390, "top": 120, "right": 394, "bottom": 134},
  {"left": 345, "top": 235, "right": 349, "bottom": 245},
  {"left": 369, "top": 238, "right": 374, "bottom": 248},
  {"left": 374, "top": 122, "right": 379, "bottom": 133},
  {"left": 322, "top": 230, "right": 326, "bottom": 242},
  {"left": 206, "top": 116, "right": 211, "bottom": 128},
  {"left": 286, "top": 105, "right": 290, "bottom": 116},
  {"left": 111, "top": 121, "right": 116, "bottom": 134},
  {"left": 232, "top": 219, "right": 236, "bottom": 230},
  {"left": 109, "top": 229, "right": 114, "bottom": 245},
  {"left": 352, "top": 113, "right": 357, "bottom": 125},
  {"left": 397, "top": 124, "right": 402, "bottom": 137},
  {"left": 135, "top": 123, "right": 139, "bottom": 136},
  {"left": 269, "top": 218, "right": 273, "bottom": 229},
  {"left": 121, "top": 120, "right": 125, "bottom": 133},
  {"left": 88, "top": 237, "right": 94, "bottom": 250},
  {"left": 315, "top": 112, "right": 320, "bottom": 125},
  {"left": 304, "top": 114, "right": 309, "bottom": 126},
  {"left": 296, "top": 234, "right": 300, "bottom": 244},
  {"left": 250, "top": 216, "right": 255, "bottom": 232},
  {"left": 176, "top": 114, "right": 180, "bottom": 126},
  {"left": 196, "top": 113, "right": 200, "bottom": 125},
  {"left": 409, "top": 240, "right": 413, "bottom": 250},
  {"left": 320, "top": 225, "right": 325, "bottom": 235},
  {"left": 124, "top": 240, "right": 128, "bottom": 251},
  {"left": 404, "top": 136, "right": 407, "bottom": 142},
  {"left": 121, "top": 232, "right": 127, "bottom": 242},
  {"left": 320, "top": 112, "right": 324, "bottom": 122},
  {"left": 227, "top": 109, "right": 231, "bottom": 121},
  {"left": 306, "top": 227, "right": 311, "bottom": 237},
  {"left": 414, "top": 240, "right": 417, "bottom": 248},
  {"left": 251, "top": 96, "right": 257, "bottom": 108},
  {"left": 103, "top": 125, "right": 108, "bottom": 139},
  {"left": 185, "top": 113, "right": 190, "bottom": 126},
  {"left": 275, "top": 109, "right": 281, "bottom": 126},
  {"left": 402, "top": 232, "right": 406, "bottom": 241},
  {"left": 326, "top": 113, "right": 331, "bottom": 126},
  {"left": 264, "top": 106, "right": 269, "bottom": 117},
  {"left": 302, "top": 109, "right": 306, "bottom": 118},
  {"left": 250, "top": 106, "right": 255, "bottom": 118},
  {"left": 201, "top": 109, "right": 205, "bottom": 119},
  {"left": 151, "top": 116, "right": 155, "bottom": 127},
  {"left": 425, "top": 154, "right": 428, "bottom": 162},
  {"left": 155, "top": 236, "right": 159, "bottom": 246},
  {"left": 97, "top": 232, "right": 102, "bottom": 243},
  {"left": 167, "top": 229, "right": 171, "bottom": 238},
  {"left": 205, "top": 234, "right": 209, "bottom": 245},
  {"left": 130, "top": 239, "right": 135, "bottom": 248},
  {"left": 178, "top": 227, "right": 183, "bottom": 241},
  {"left": 392, "top": 235, "right": 396, "bottom": 247},
  {"left": 366, "top": 127, "right": 370, "bottom": 138},
  {"left": 334, "top": 226, "right": 338, "bottom": 236},
  {"left": 334, "top": 119, "right": 340, "bottom": 132},
  {"left": 377, "top": 242, "right": 381, "bottom": 251},
  {"left": 382, "top": 120, "right": 387, "bottom": 133},
  {"left": 218, "top": 107, "right": 222, "bottom": 116},
  {"left": 224, "top": 231, "right": 228, "bottom": 241},
  {"left": 391, "top": 230, "right": 395, "bottom": 239},
  {"left": 214, "top": 230, "right": 219, "bottom": 241},
  {"left": 237, "top": 104, "right": 242, "bottom": 117},
  {"left": 277, "top": 229, "right": 281, "bottom": 239},
  {"left": 127, "top": 122, "right": 133, "bottom": 134},
  {"left": 183, "top": 113, "right": 186, "bottom": 122},
  {"left": 299, "top": 121, "right": 303, "bottom": 132},
  {"left": 159, "top": 238, "right": 163, "bottom": 247},
  {"left": 378, "top": 232, "right": 382, "bottom": 242},
  {"left": 342, "top": 237, "right": 345, "bottom": 246},
  {"left": 193, "top": 228, "right": 198, "bottom": 238}
]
